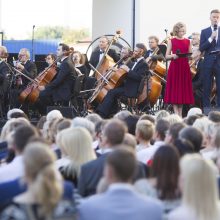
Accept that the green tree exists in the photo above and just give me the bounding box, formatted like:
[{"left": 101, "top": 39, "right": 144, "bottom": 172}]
[{"left": 33, "top": 26, "right": 90, "bottom": 44}]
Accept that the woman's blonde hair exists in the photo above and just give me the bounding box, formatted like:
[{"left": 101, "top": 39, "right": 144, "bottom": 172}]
[
  {"left": 173, "top": 22, "right": 186, "bottom": 36},
  {"left": 180, "top": 154, "right": 220, "bottom": 220},
  {"left": 56, "top": 127, "right": 96, "bottom": 177},
  {"left": 0, "top": 118, "right": 30, "bottom": 141},
  {"left": 24, "top": 142, "right": 63, "bottom": 216}
]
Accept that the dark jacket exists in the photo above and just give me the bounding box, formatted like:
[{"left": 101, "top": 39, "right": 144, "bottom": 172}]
[
  {"left": 78, "top": 153, "right": 147, "bottom": 197},
  {"left": 44, "top": 57, "right": 77, "bottom": 102}
]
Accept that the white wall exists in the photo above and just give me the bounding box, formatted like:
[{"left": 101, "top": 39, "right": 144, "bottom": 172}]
[
  {"left": 92, "top": 0, "right": 133, "bottom": 47},
  {"left": 93, "top": 0, "right": 220, "bottom": 49}
]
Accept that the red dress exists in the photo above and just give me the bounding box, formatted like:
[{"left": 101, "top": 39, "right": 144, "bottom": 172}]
[{"left": 164, "top": 38, "right": 194, "bottom": 104}]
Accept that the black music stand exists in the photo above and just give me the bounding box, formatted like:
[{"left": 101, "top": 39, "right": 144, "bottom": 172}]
[{"left": 158, "top": 44, "right": 167, "bottom": 57}]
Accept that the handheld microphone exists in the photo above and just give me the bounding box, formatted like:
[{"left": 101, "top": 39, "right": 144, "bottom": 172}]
[{"left": 214, "top": 24, "right": 217, "bottom": 31}]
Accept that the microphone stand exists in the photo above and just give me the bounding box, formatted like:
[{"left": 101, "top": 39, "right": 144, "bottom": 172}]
[
  {"left": 31, "top": 25, "right": 35, "bottom": 62},
  {"left": 3, "top": 61, "right": 20, "bottom": 110}
]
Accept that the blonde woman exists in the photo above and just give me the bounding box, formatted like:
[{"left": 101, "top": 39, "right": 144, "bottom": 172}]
[
  {"left": 1, "top": 142, "right": 75, "bottom": 219},
  {"left": 168, "top": 154, "right": 220, "bottom": 220},
  {"left": 164, "top": 22, "right": 194, "bottom": 117},
  {"left": 56, "top": 127, "right": 96, "bottom": 186}
]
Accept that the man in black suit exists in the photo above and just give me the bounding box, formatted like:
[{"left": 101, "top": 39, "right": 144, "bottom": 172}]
[
  {"left": 11, "top": 48, "right": 38, "bottom": 110},
  {"left": 144, "top": 35, "right": 165, "bottom": 62},
  {"left": 95, "top": 43, "right": 149, "bottom": 118},
  {"left": 15, "top": 48, "right": 37, "bottom": 88},
  {"left": 89, "top": 36, "right": 120, "bottom": 72},
  {"left": 0, "top": 46, "right": 10, "bottom": 117},
  {"left": 38, "top": 43, "right": 77, "bottom": 114},
  {"left": 84, "top": 36, "right": 120, "bottom": 98},
  {"left": 78, "top": 119, "right": 146, "bottom": 197},
  {"left": 199, "top": 9, "right": 220, "bottom": 108}
]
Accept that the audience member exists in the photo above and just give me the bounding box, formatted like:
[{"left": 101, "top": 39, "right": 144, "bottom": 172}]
[
  {"left": 135, "top": 145, "right": 181, "bottom": 215},
  {"left": 0, "top": 142, "right": 75, "bottom": 219},
  {"left": 78, "top": 148, "right": 163, "bottom": 220},
  {"left": 168, "top": 154, "right": 220, "bottom": 220},
  {"left": 56, "top": 127, "right": 96, "bottom": 186}
]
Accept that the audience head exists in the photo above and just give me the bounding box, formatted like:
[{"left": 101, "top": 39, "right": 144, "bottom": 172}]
[
  {"left": 135, "top": 119, "right": 155, "bottom": 142},
  {"left": 155, "top": 110, "right": 170, "bottom": 122},
  {"left": 24, "top": 142, "right": 63, "bottom": 215},
  {"left": 123, "top": 115, "right": 139, "bottom": 135},
  {"left": 114, "top": 110, "right": 132, "bottom": 121},
  {"left": 187, "top": 107, "right": 202, "bottom": 117},
  {"left": 180, "top": 154, "right": 219, "bottom": 220},
  {"left": 104, "top": 147, "right": 137, "bottom": 184},
  {"left": 56, "top": 127, "right": 96, "bottom": 177},
  {"left": 184, "top": 114, "right": 201, "bottom": 126},
  {"left": 179, "top": 126, "right": 203, "bottom": 152},
  {"left": 102, "top": 119, "right": 127, "bottom": 148},
  {"left": 151, "top": 145, "right": 180, "bottom": 200},
  {"left": 7, "top": 108, "right": 26, "bottom": 120},
  {"left": 208, "top": 111, "right": 220, "bottom": 123},
  {"left": 72, "top": 117, "right": 95, "bottom": 138},
  {"left": 122, "top": 133, "right": 137, "bottom": 149},
  {"left": 165, "top": 122, "right": 186, "bottom": 145},
  {"left": 86, "top": 113, "right": 102, "bottom": 126},
  {"left": 139, "top": 114, "right": 155, "bottom": 124},
  {"left": 154, "top": 119, "right": 170, "bottom": 141},
  {"left": 12, "top": 124, "right": 38, "bottom": 154}
]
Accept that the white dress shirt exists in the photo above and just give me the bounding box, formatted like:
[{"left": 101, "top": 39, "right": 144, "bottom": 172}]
[{"left": 0, "top": 155, "right": 24, "bottom": 183}]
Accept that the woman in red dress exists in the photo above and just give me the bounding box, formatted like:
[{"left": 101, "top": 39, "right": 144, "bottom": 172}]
[{"left": 164, "top": 22, "right": 194, "bottom": 117}]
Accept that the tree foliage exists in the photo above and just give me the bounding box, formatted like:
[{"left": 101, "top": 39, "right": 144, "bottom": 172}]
[{"left": 33, "top": 26, "right": 90, "bottom": 44}]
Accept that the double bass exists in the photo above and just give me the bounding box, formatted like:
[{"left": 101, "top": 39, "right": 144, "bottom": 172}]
[{"left": 92, "top": 31, "right": 121, "bottom": 80}]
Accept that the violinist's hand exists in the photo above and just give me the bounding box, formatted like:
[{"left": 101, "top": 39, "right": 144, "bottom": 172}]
[
  {"left": 16, "top": 62, "right": 24, "bottom": 70},
  {"left": 145, "top": 57, "right": 151, "bottom": 63},
  {"left": 38, "top": 86, "right": 45, "bottom": 91},
  {"left": 120, "top": 65, "right": 130, "bottom": 72}
]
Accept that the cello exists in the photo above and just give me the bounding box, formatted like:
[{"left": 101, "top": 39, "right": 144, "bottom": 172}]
[
  {"left": 88, "top": 51, "right": 133, "bottom": 104},
  {"left": 19, "top": 59, "right": 58, "bottom": 103}
]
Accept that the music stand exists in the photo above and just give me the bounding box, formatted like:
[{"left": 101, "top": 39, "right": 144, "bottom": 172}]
[
  {"left": 158, "top": 44, "right": 167, "bottom": 57},
  {"left": 176, "top": 52, "right": 192, "bottom": 58}
]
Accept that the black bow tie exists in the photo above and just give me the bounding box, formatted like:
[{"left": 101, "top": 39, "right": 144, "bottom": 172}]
[{"left": 100, "top": 50, "right": 104, "bottom": 54}]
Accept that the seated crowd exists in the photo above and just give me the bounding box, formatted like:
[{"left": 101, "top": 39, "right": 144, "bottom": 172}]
[{"left": 0, "top": 107, "right": 220, "bottom": 219}]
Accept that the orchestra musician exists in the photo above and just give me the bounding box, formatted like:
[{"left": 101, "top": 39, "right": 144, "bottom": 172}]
[
  {"left": 9, "top": 48, "right": 37, "bottom": 112},
  {"left": 37, "top": 43, "right": 77, "bottom": 114},
  {"left": 191, "top": 32, "right": 204, "bottom": 108},
  {"left": 45, "top": 53, "right": 57, "bottom": 66},
  {"left": 144, "top": 35, "right": 165, "bottom": 62},
  {"left": 0, "top": 46, "right": 10, "bottom": 116},
  {"left": 14, "top": 48, "right": 37, "bottom": 88},
  {"left": 95, "top": 43, "right": 149, "bottom": 118},
  {"left": 199, "top": 9, "right": 220, "bottom": 108},
  {"left": 89, "top": 36, "right": 120, "bottom": 71}
]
